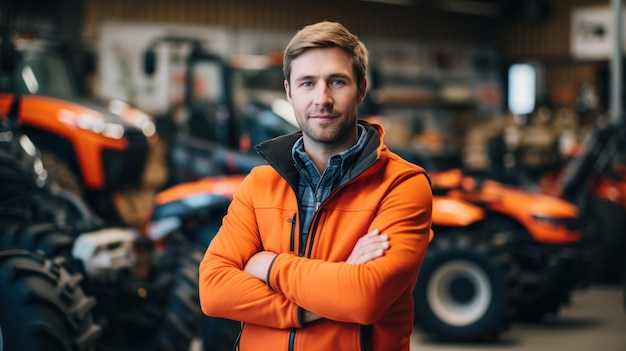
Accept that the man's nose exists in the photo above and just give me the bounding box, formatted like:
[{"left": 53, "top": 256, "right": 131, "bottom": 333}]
[{"left": 314, "top": 84, "right": 333, "bottom": 106}]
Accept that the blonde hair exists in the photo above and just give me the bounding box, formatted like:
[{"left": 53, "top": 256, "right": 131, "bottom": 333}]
[{"left": 283, "top": 21, "right": 369, "bottom": 87}]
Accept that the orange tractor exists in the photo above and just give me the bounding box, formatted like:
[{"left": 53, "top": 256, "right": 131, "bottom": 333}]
[
  {"left": 429, "top": 168, "right": 590, "bottom": 323},
  {"left": 0, "top": 93, "right": 203, "bottom": 351},
  {"left": 479, "top": 115, "right": 625, "bottom": 284},
  {"left": 0, "top": 31, "right": 157, "bottom": 224}
]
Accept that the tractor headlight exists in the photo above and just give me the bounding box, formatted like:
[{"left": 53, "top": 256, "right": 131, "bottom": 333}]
[
  {"left": 76, "top": 114, "right": 125, "bottom": 139},
  {"left": 107, "top": 99, "right": 157, "bottom": 138},
  {"left": 102, "top": 122, "right": 125, "bottom": 139},
  {"left": 133, "top": 111, "right": 157, "bottom": 138}
]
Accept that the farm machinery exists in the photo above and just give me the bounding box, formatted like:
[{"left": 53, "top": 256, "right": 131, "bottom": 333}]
[
  {"left": 0, "top": 30, "right": 158, "bottom": 225},
  {"left": 0, "top": 96, "right": 202, "bottom": 351}
]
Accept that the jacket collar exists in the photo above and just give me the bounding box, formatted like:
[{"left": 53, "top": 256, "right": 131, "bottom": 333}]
[{"left": 255, "top": 120, "right": 385, "bottom": 185}]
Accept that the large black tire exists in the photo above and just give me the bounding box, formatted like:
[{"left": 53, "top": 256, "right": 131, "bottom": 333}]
[
  {"left": 513, "top": 243, "right": 589, "bottom": 323},
  {"left": 0, "top": 220, "right": 78, "bottom": 271},
  {"left": 0, "top": 138, "right": 104, "bottom": 233},
  {"left": 584, "top": 199, "right": 626, "bottom": 284},
  {"left": 40, "top": 151, "right": 84, "bottom": 199},
  {"left": 0, "top": 191, "right": 103, "bottom": 234},
  {"left": 196, "top": 219, "right": 240, "bottom": 351},
  {"left": 486, "top": 215, "right": 588, "bottom": 323},
  {"left": 96, "top": 242, "right": 204, "bottom": 351},
  {"left": 413, "top": 233, "right": 519, "bottom": 342},
  {"left": 0, "top": 249, "right": 101, "bottom": 351},
  {"left": 171, "top": 212, "right": 240, "bottom": 351},
  {"left": 153, "top": 242, "right": 205, "bottom": 351}
]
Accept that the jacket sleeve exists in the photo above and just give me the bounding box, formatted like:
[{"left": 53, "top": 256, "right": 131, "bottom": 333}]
[
  {"left": 199, "top": 171, "right": 302, "bottom": 329},
  {"left": 268, "top": 171, "right": 432, "bottom": 325}
]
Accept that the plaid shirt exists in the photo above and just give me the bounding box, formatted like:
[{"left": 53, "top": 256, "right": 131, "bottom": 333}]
[{"left": 291, "top": 125, "right": 368, "bottom": 254}]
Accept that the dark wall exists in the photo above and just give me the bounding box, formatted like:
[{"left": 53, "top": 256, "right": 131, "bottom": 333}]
[
  {"left": 0, "top": 0, "right": 83, "bottom": 41},
  {"left": 498, "top": 0, "right": 611, "bottom": 109},
  {"left": 2, "top": 0, "right": 613, "bottom": 111},
  {"left": 80, "top": 0, "right": 500, "bottom": 44}
]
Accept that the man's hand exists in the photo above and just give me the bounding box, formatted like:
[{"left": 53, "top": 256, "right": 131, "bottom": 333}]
[
  {"left": 345, "top": 229, "right": 389, "bottom": 264},
  {"left": 304, "top": 229, "right": 389, "bottom": 323},
  {"left": 243, "top": 229, "right": 388, "bottom": 325},
  {"left": 244, "top": 251, "right": 278, "bottom": 283},
  {"left": 243, "top": 230, "right": 388, "bottom": 281},
  {"left": 244, "top": 251, "right": 324, "bottom": 324}
]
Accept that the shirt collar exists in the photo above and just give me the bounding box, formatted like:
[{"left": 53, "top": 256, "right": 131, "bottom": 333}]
[{"left": 292, "top": 124, "right": 368, "bottom": 176}]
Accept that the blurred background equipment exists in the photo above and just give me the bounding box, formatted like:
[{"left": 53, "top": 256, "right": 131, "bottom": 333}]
[
  {"left": 0, "top": 0, "right": 625, "bottom": 350},
  {"left": 140, "top": 35, "right": 297, "bottom": 186},
  {"left": 0, "top": 96, "right": 204, "bottom": 351},
  {"left": 0, "top": 30, "right": 159, "bottom": 226}
]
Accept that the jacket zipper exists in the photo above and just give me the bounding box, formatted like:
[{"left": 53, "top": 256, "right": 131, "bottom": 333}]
[
  {"left": 305, "top": 213, "right": 323, "bottom": 258},
  {"left": 289, "top": 327, "right": 298, "bottom": 351},
  {"left": 288, "top": 213, "right": 297, "bottom": 253},
  {"left": 288, "top": 177, "right": 369, "bottom": 350},
  {"left": 234, "top": 322, "right": 244, "bottom": 350}
]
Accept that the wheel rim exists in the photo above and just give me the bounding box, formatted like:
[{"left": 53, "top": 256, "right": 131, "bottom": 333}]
[{"left": 427, "top": 259, "right": 492, "bottom": 326}]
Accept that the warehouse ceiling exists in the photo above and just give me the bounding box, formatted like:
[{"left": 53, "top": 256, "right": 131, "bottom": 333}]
[{"left": 360, "top": 0, "right": 553, "bottom": 21}]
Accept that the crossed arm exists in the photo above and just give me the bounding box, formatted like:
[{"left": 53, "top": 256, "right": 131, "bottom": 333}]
[
  {"left": 200, "top": 170, "right": 432, "bottom": 328},
  {"left": 243, "top": 229, "right": 390, "bottom": 323}
]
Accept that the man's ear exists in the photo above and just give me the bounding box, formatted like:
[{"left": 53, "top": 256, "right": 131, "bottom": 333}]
[
  {"left": 357, "top": 78, "right": 367, "bottom": 105},
  {"left": 284, "top": 79, "right": 293, "bottom": 105}
]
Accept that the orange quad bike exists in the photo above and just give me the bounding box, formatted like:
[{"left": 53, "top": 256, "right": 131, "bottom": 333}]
[
  {"left": 145, "top": 172, "right": 526, "bottom": 344},
  {"left": 0, "top": 31, "right": 158, "bottom": 224},
  {"left": 430, "top": 167, "right": 591, "bottom": 323}
]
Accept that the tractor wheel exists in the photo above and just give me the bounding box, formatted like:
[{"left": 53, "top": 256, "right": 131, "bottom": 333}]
[
  {"left": 41, "top": 151, "right": 83, "bottom": 199},
  {"left": 0, "top": 221, "right": 78, "bottom": 271},
  {"left": 413, "top": 232, "right": 519, "bottom": 342},
  {"left": 152, "top": 242, "right": 204, "bottom": 350},
  {"left": 623, "top": 262, "right": 626, "bottom": 311},
  {"left": 584, "top": 199, "right": 626, "bottom": 284},
  {"left": 97, "top": 242, "right": 204, "bottom": 351},
  {"left": 0, "top": 249, "right": 101, "bottom": 351},
  {"left": 195, "top": 218, "right": 240, "bottom": 351},
  {"left": 511, "top": 236, "right": 592, "bottom": 323}
]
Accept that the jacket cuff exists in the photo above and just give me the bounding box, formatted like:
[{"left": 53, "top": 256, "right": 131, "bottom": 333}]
[
  {"left": 297, "top": 306, "right": 305, "bottom": 327},
  {"left": 265, "top": 253, "right": 280, "bottom": 291}
]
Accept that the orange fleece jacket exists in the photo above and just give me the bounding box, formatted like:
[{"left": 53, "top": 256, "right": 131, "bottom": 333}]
[{"left": 200, "top": 122, "right": 432, "bottom": 351}]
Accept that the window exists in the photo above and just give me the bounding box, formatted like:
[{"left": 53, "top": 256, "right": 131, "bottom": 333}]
[{"left": 507, "top": 63, "right": 536, "bottom": 116}]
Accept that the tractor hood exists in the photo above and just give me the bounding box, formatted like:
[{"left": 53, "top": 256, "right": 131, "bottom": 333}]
[{"left": 0, "top": 94, "right": 156, "bottom": 142}]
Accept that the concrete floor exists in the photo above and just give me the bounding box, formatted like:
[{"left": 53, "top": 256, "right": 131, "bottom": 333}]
[
  {"left": 191, "top": 285, "right": 624, "bottom": 351},
  {"left": 410, "top": 285, "right": 626, "bottom": 351}
]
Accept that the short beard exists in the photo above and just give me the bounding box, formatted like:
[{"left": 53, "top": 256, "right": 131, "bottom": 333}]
[{"left": 301, "top": 112, "right": 357, "bottom": 147}]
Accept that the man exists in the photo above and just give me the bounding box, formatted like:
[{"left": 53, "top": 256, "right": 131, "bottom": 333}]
[{"left": 199, "top": 21, "right": 432, "bottom": 351}]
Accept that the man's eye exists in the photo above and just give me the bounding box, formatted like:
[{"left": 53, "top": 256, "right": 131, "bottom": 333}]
[
  {"left": 301, "top": 81, "right": 313, "bottom": 87},
  {"left": 330, "top": 79, "right": 346, "bottom": 86}
]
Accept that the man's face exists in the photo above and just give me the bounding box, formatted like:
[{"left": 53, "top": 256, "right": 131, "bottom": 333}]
[{"left": 284, "top": 47, "right": 366, "bottom": 149}]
